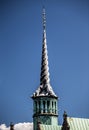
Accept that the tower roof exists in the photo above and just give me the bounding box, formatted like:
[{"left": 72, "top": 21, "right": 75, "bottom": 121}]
[{"left": 32, "top": 8, "right": 57, "bottom": 98}]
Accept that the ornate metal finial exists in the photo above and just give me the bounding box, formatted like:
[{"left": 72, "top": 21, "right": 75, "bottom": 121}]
[
  {"left": 42, "top": 7, "right": 46, "bottom": 30},
  {"left": 63, "top": 111, "right": 67, "bottom": 119}
]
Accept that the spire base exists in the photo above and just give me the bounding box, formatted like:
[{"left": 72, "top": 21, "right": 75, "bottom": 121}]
[{"left": 32, "top": 83, "right": 57, "bottom": 98}]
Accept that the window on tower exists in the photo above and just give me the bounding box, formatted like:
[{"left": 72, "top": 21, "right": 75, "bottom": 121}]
[
  {"left": 52, "top": 101, "right": 54, "bottom": 113},
  {"left": 47, "top": 101, "right": 50, "bottom": 113},
  {"left": 35, "top": 101, "right": 37, "bottom": 113},
  {"left": 43, "top": 101, "right": 45, "bottom": 113},
  {"left": 39, "top": 101, "right": 41, "bottom": 113},
  {"left": 55, "top": 101, "right": 56, "bottom": 114}
]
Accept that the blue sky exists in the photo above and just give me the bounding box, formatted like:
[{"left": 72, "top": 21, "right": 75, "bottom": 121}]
[{"left": 0, "top": 0, "right": 89, "bottom": 126}]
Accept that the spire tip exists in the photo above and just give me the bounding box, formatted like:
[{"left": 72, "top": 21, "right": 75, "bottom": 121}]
[{"left": 42, "top": 7, "right": 46, "bottom": 30}]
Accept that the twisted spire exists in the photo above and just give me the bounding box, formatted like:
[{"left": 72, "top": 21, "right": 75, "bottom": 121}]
[
  {"left": 32, "top": 8, "right": 57, "bottom": 97},
  {"left": 40, "top": 8, "right": 50, "bottom": 85}
]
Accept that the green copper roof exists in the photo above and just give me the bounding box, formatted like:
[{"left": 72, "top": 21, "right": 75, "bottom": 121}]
[
  {"left": 67, "top": 117, "right": 89, "bottom": 130},
  {"left": 39, "top": 117, "right": 89, "bottom": 130},
  {"left": 39, "top": 124, "right": 61, "bottom": 130}
]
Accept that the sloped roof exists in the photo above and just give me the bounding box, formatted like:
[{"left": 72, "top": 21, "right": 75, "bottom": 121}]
[
  {"left": 39, "top": 124, "right": 61, "bottom": 130},
  {"left": 39, "top": 117, "right": 89, "bottom": 130},
  {"left": 67, "top": 117, "right": 89, "bottom": 130}
]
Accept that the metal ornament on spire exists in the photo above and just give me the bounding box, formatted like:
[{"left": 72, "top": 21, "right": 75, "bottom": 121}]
[{"left": 42, "top": 7, "right": 46, "bottom": 30}]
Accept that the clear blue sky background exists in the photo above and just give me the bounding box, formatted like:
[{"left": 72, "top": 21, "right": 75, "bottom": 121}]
[{"left": 0, "top": 0, "right": 89, "bottom": 126}]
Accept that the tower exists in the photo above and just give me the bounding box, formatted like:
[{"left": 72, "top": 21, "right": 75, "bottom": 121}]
[
  {"left": 32, "top": 8, "right": 59, "bottom": 130},
  {"left": 10, "top": 122, "right": 14, "bottom": 130},
  {"left": 61, "top": 111, "right": 70, "bottom": 130}
]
